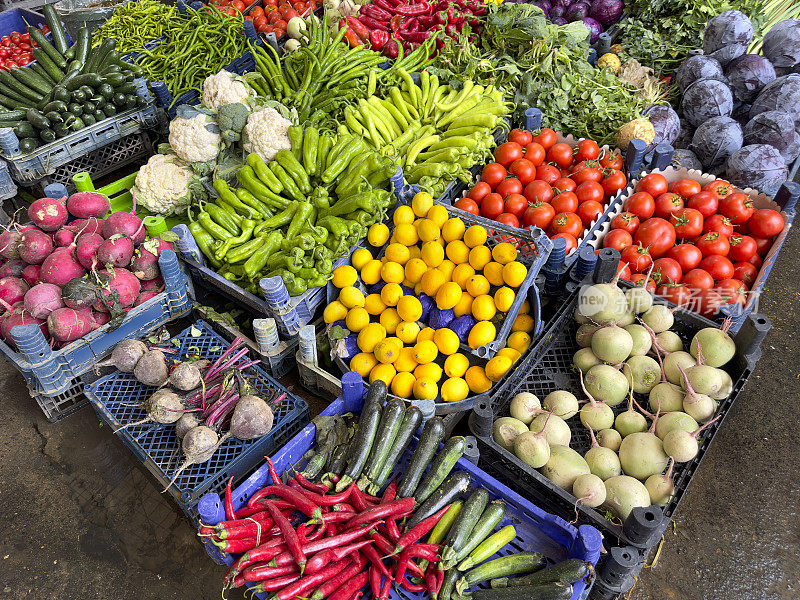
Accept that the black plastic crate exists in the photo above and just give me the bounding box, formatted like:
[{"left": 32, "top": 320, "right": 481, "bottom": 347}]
[{"left": 469, "top": 276, "right": 770, "bottom": 550}]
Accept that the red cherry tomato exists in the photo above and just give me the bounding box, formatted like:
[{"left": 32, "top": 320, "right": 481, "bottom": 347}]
[
  {"left": 536, "top": 164, "right": 561, "bottom": 184},
  {"left": 666, "top": 243, "right": 703, "bottom": 272},
  {"left": 494, "top": 142, "right": 524, "bottom": 168},
  {"left": 524, "top": 180, "right": 554, "bottom": 204},
  {"left": 454, "top": 197, "right": 479, "bottom": 215},
  {"left": 469, "top": 182, "right": 491, "bottom": 206},
  {"left": 601, "top": 170, "right": 627, "bottom": 198},
  {"left": 732, "top": 262, "right": 758, "bottom": 288},
  {"left": 508, "top": 129, "right": 533, "bottom": 146},
  {"left": 551, "top": 191, "right": 579, "bottom": 214},
  {"left": 686, "top": 191, "right": 719, "bottom": 218},
  {"left": 683, "top": 268, "right": 715, "bottom": 290},
  {"left": 670, "top": 208, "right": 704, "bottom": 239},
  {"left": 634, "top": 218, "right": 676, "bottom": 258},
  {"left": 752, "top": 235, "right": 773, "bottom": 257},
  {"left": 747, "top": 208, "right": 784, "bottom": 238},
  {"left": 524, "top": 142, "right": 546, "bottom": 166},
  {"left": 550, "top": 212, "right": 584, "bottom": 238},
  {"left": 482, "top": 163, "right": 507, "bottom": 189},
  {"left": 694, "top": 287, "right": 725, "bottom": 318},
  {"left": 610, "top": 212, "right": 640, "bottom": 235},
  {"left": 718, "top": 192, "right": 755, "bottom": 224},
  {"left": 699, "top": 255, "right": 734, "bottom": 281},
  {"left": 603, "top": 228, "right": 633, "bottom": 251},
  {"left": 575, "top": 181, "right": 604, "bottom": 205},
  {"left": 629, "top": 274, "right": 657, "bottom": 293},
  {"left": 657, "top": 281, "right": 692, "bottom": 306},
  {"left": 552, "top": 177, "right": 576, "bottom": 194},
  {"left": 496, "top": 178, "right": 523, "bottom": 199},
  {"left": 546, "top": 142, "right": 575, "bottom": 169},
  {"left": 703, "top": 214, "right": 735, "bottom": 237},
  {"left": 624, "top": 192, "right": 655, "bottom": 220},
  {"left": 523, "top": 201, "right": 556, "bottom": 230},
  {"left": 600, "top": 149, "right": 623, "bottom": 170},
  {"left": 574, "top": 139, "right": 600, "bottom": 162},
  {"left": 496, "top": 213, "right": 520, "bottom": 228},
  {"left": 703, "top": 179, "right": 733, "bottom": 199},
  {"left": 533, "top": 128, "right": 557, "bottom": 150},
  {"left": 504, "top": 194, "right": 528, "bottom": 219},
  {"left": 715, "top": 278, "right": 747, "bottom": 306},
  {"left": 621, "top": 243, "right": 653, "bottom": 273},
  {"left": 695, "top": 232, "right": 730, "bottom": 257},
  {"left": 636, "top": 173, "right": 669, "bottom": 198},
  {"left": 480, "top": 193, "right": 505, "bottom": 219},
  {"left": 653, "top": 192, "right": 684, "bottom": 219},
  {"left": 576, "top": 200, "right": 604, "bottom": 228},
  {"left": 727, "top": 234, "right": 757, "bottom": 262},
  {"left": 669, "top": 178, "right": 702, "bottom": 199},
  {"left": 650, "top": 257, "right": 682, "bottom": 287},
  {"left": 508, "top": 158, "right": 536, "bottom": 186},
  {"left": 552, "top": 232, "right": 578, "bottom": 253}
]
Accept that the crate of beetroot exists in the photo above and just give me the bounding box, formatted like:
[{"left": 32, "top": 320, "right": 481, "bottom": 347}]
[{"left": 196, "top": 373, "right": 603, "bottom": 600}]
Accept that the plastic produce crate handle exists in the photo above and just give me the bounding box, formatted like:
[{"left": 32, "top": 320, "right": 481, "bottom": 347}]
[{"left": 625, "top": 139, "right": 647, "bottom": 179}]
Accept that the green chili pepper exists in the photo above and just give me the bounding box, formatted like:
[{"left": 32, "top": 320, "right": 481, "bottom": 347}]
[
  {"left": 312, "top": 188, "right": 330, "bottom": 210},
  {"left": 288, "top": 125, "right": 303, "bottom": 161},
  {"left": 346, "top": 210, "right": 376, "bottom": 228},
  {"left": 262, "top": 202, "right": 298, "bottom": 230},
  {"left": 316, "top": 257, "right": 333, "bottom": 275},
  {"left": 302, "top": 126, "right": 319, "bottom": 176},
  {"left": 317, "top": 215, "right": 350, "bottom": 239},
  {"left": 275, "top": 149, "right": 312, "bottom": 195},
  {"left": 226, "top": 235, "right": 266, "bottom": 264},
  {"left": 321, "top": 187, "right": 378, "bottom": 218},
  {"left": 238, "top": 165, "right": 291, "bottom": 209},
  {"left": 198, "top": 211, "right": 233, "bottom": 241},
  {"left": 247, "top": 152, "right": 283, "bottom": 194},
  {"left": 244, "top": 233, "right": 283, "bottom": 279},
  {"left": 269, "top": 162, "right": 305, "bottom": 202},
  {"left": 286, "top": 201, "right": 314, "bottom": 240},
  {"left": 321, "top": 137, "right": 367, "bottom": 184},
  {"left": 188, "top": 221, "right": 222, "bottom": 268},
  {"left": 305, "top": 224, "right": 329, "bottom": 245},
  {"left": 235, "top": 187, "right": 276, "bottom": 217},
  {"left": 281, "top": 271, "right": 308, "bottom": 296},
  {"left": 213, "top": 179, "right": 264, "bottom": 220},
  {"left": 313, "top": 245, "right": 331, "bottom": 261},
  {"left": 214, "top": 199, "right": 245, "bottom": 224},
  {"left": 316, "top": 134, "right": 334, "bottom": 178},
  {"left": 215, "top": 219, "right": 255, "bottom": 261},
  {"left": 206, "top": 204, "right": 241, "bottom": 236},
  {"left": 282, "top": 233, "right": 315, "bottom": 253}
]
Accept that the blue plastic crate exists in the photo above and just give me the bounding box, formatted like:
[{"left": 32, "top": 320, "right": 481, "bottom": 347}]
[
  {"left": 0, "top": 160, "right": 16, "bottom": 201},
  {"left": 196, "top": 372, "right": 602, "bottom": 600},
  {"left": 0, "top": 8, "right": 47, "bottom": 39},
  {"left": 84, "top": 320, "right": 310, "bottom": 521},
  {"left": 0, "top": 250, "right": 192, "bottom": 397}
]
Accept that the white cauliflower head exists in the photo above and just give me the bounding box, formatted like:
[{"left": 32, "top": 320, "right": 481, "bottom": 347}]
[
  {"left": 133, "top": 154, "right": 204, "bottom": 216},
  {"left": 168, "top": 112, "right": 221, "bottom": 164},
  {"left": 202, "top": 70, "right": 256, "bottom": 112},
  {"left": 242, "top": 107, "right": 293, "bottom": 162}
]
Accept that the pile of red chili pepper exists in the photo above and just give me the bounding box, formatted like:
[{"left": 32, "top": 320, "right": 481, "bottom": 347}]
[
  {"left": 205, "top": 458, "right": 453, "bottom": 598},
  {"left": 340, "top": 0, "right": 486, "bottom": 58}
]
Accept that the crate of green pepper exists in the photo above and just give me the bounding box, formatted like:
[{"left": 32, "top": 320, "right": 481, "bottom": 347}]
[{"left": 174, "top": 124, "right": 407, "bottom": 337}]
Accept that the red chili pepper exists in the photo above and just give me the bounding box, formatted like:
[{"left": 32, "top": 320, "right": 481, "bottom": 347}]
[
  {"left": 361, "top": 543, "right": 392, "bottom": 578},
  {"left": 297, "top": 484, "right": 353, "bottom": 507},
  {"left": 311, "top": 555, "right": 367, "bottom": 600},
  {"left": 369, "top": 565, "right": 382, "bottom": 598},
  {"left": 321, "top": 511, "right": 358, "bottom": 524},
  {"left": 225, "top": 477, "right": 235, "bottom": 521},
  {"left": 267, "top": 457, "right": 281, "bottom": 485},
  {"left": 243, "top": 562, "right": 298, "bottom": 583},
  {"left": 381, "top": 479, "right": 397, "bottom": 504},
  {"left": 373, "top": 0, "right": 397, "bottom": 12},
  {"left": 378, "top": 575, "right": 392, "bottom": 600},
  {"left": 400, "top": 16, "right": 419, "bottom": 31},
  {"left": 333, "top": 503, "right": 357, "bottom": 513},
  {"left": 472, "top": 6, "right": 487, "bottom": 15},
  {"left": 252, "top": 572, "right": 302, "bottom": 593},
  {"left": 346, "top": 498, "right": 415, "bottom": 530},
  {"left": 262, "top": 500, "right": 307, "bottom": 573},
  {"left": 305, "top": 549, "right": 335, "bottom": 575},
  {"left": 247, "top": 485, "right": 324, "bottom": 522},
  {"left": 398, "top": 572, "right": 426, "bottom": 592},
  {"left": 229, "top": 537, "right": 287, "bottom": 576},
  {"left": 349, "top": 485, "right": 371, "bottom": 512},
  {"left": 394, "top": 544, "right": 440, "bottom": 582},
  {"left": 360, "top": 4, "right": 393, "bottom": 20},
  {"left": 346, "top": 17, "right": 371, "bottom": 40},
  {"left": 294, "top": 472, "right": 329, "bottom": 495},
  {"left": 383, "top": 39, "right": 400, "bottom": 58},
  {"left": 386, "top": 516, "right": 401, "bottom": 542},
  {"left": 213, "top": 536, "right": 261, "bottom": 554},
  {"left": 326, "top": 521, "right": 339, "bottom": 538},
  {"left": 288, "top": 478, "right": 302, "bottom": 489},
  {"left": 273, "top": 523, "right": 381, "bottom": 569},
  {"left": 328, "top": 569, "right": 370, "bottom": 600},
  {"left": 277, "top": 558, "right": 353, "bottom": 600},
  {"left": 213, "top": 511, "right": 272, "bottom": 532},
  {"left": 217, "top": 520, "right": 278, "bottom": 541},
  {"left": 397, "top": 30, "right": 431, "bottom": 43},
  {"left": 390, "top": 14, "right": 403, "bottom": 30},
  {"left": 417, "top": 13, "right": 435, "bottom": 28},
  {"left": 368, "top": 528, "right": 396, "bottom": 556},
  {"left": 395, "top": 1, "right": 432, "bottom": 16},
  {"left": 391, "top": 504, "right": 451, "bottom": 555},
  {"left": 340, "top": 21, "right": 364, "bottom": 47},
  {"left": 362, "top": 16, "right": 390, "bottom": 31},
  {"left": 299, "top": 520, "right": 327, "bottom": 542}
]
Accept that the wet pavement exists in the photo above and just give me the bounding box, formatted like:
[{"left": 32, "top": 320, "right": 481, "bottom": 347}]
[{"left": 0, "top": 229, "right": 798, "bottom": 600}]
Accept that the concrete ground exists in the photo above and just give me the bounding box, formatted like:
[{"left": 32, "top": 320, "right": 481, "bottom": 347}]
[{"left": 0, "top": 230, "right": 798, "bottom": 600}]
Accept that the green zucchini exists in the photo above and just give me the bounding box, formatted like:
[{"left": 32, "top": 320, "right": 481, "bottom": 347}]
[
  {"left": 43, "top": 4, "right": 70, "bottom": 55},
  {"left": 456, "top": 552, "right": 548, "bottom": 595},
  {"left": 0, "top": 109, "right": 28, "bottom": 121},
  {"left": 368, "top": 406, "right": 423, "bottom": 494},
  {"left": 43, "top": 100, "right": 68, "bottom": 114},
  {"left": 0, "top": 121, "right": 19, "bottom": 130},
  {"left": 39, "top": 128, "right": 57, "bottom": 143},
  {"left": 100, "top": 63, "right": 121, "bottom": 75},
  {"left": 359, "top": 399, "right": 406, "bottom": 488},
  {"left": 413, "top": 436, "right": 466, "bottom": 504},
  {"left": 66, "top": 73, "right": 103, "bottom": 92},
  {"left": 0, "top": 93, "right": 20, "bottom": 110},
  {"left": 496, "top": 560, "right": 594, "bottom": 589},
  {"left": 0, "top": 70, "right": 43, "bottom": 104},
  {"left": 365, "top": 379, "right": 388, "bottom": 405},
  {"left": 121, "top": 60, "right": 143, "bottom": 76},
  {"left": 397, "top": 416, "right": 446, "bottom": 498},
  {"left": 11, "top": 67, "right": 52, "bottom": 96},
  {"left": 325, "top": 441, "right": 352, "bottom": 480},
  {"left": 28, "top": 28, "right": 68, "bottom": 69},
  {"left": 447, "top": 502, "right": 507, "bottom": 569},
  {"left": 336, "top": 400, "right": 383, "bottom": 491},
  {"left": 19, "top": 138, "right": 37, "bottom": 152},
  {"left": 473, "top": 583, "right": 573, "bottom": 600},
  {"left": 406, "top": 470, "right": 471, "bottom": 530},
  {"left": 441, "top": 488, "right": 490, "bottom": 566},
  {"left": 26, "top": 109, "right": 51, "bottom": 130},
  {"left": 458, "top": 525, "right": 517, "bottom": 571},
  {"left": 52, "top": 86, "right": 71, "bottom": 104},
  {"left": 439, "top": 568, "right": 460, "bottom": 600}
]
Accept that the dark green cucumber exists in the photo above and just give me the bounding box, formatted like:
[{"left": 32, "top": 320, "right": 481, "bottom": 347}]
[
  {"left": 406, "top": 470, "right": 470, "bottom": 530},
  {"left": 19, "top": 138, "right": 37, "bottom": 152},
  {"left": 73, "top": 28, "right": 91, "bottom": 67},
  {"left": 369, "top": 406, "right": 423, "bottom": 494},
  {"left": 29, "top": 62, "right": 57, "bottom": 86},
  {"left": 52, "top": 86, "right": 71, "bottom": 104},
  {"left": 0, "top": 70, "right": 43, "bottom": 104},
  {"left": 32, "top": 48, "right": 65, "bottom": 83},
  {"left": 359, "top": 399, "right": 406, "bottom": 487},
  {"left": 28, "top": 28, "right": 67, "bottom": 69},
  {"left": 397, "top": 416, "right": 446, "bottom": 498},
  {"left": 336, "top": 400, "right": 383, "bottom": 491},
  {"left": 43, "top": 4, "right": 69, "bottom": 54},
  {"left": 43, "top": 100, "right": 68, "bottom": 114},
  {"left": 413, "top": 436, "right": 466, "bottom": 504},
  {"left": 499, "top": 559, "right": 593, "bottom": 589},
  {"left": 441, "top": 488, "right": 490, "bottom": 566},
  {"left": 0, "top": 110, "right": 28, "bottom": 121},
  {"left": 447, "top": 502, "right": 507, "bottom": 569},
  {"left": 10, "top": 67, "right": 51, "bottom": 96},
  {"left": 100, "top": 63, "right": 121, "bottom": 75},
  {"left": 474, "top": 583, "right": 573, "bottom": 600},
  {"left": 99, "top": 50, "right": 119, "bottom": 70},
  {"left": 84, "top": 38, "right": 115, "bottom": 74},
  {"left": 26, "top": 109, "right": 51, "bottom": 130},
  {"left": 102, "top": 72, "right": 126, "bottom": 87},
  {"left": 456, "top": 552, "right": 548, "bottom": 595},
  {"left": 39, "top": 128, "right": 57, "bottom": 143},
  {"left": 66, "top": 73, "right": 103, "bottom": 92}
]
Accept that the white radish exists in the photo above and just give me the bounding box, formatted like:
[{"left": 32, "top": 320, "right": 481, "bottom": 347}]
[
  {"left": 584, "top": 425, "right": 622, "bottom": 480},
  {"left": 573, "top": 473, "right": 607, "bottom": 508},
  {"left": 645, "top": 457, "right": 675, "bottom": 506},
  {"left": 648, "top": 381, "right": 685, "bottom": 413},
  {"left": 578, "top": 369, "right": 615, "bottom": 430},
  {"left": 576, "top": 323, "right": 599, "bottom": 347},
  {"left": 493, "top": 417, "right": 528, "bottom": 451},
  {"left": 597, "top": 428, "right": 622, "bottom": 451},
  {"left": 114, "top": 389, "right": 184, "bottom": 433},
  {"left": 574, "top": 347, "right": 601, "bottom": 372},
  {"left": 543, "top": 390, "right": 580, "bottom": 419},
  {"left": 529, "top": 412, "right": 571, "bottom": 446},
  {"left": 624, "top": 323, "right": 652, "bottom": 356},
  {"left": 678, "top": 364, "right": 716, "bottom": 422},
  {"left": 623, "top": 354, "right": 661, "bottom": 393},
  {"left": 618, "top": 401, "right": 668, "bottom": 481},
  {"left": 164, "top": 426, "right": 230, "bottom": 491},
  {"left": 603, "top": 475, "right": 651, "bottom": 520},
  {"left": 662, "top": 416, "right": 720, "bottom": 462},
  {"left": 655, "top": 331, "right": 683, "bottom": 353},
  {"left": 614, "top": 388, "right": 647, "bottom": 438},
  {"left": 641, "top": 304, "right": 674, "bottom": 333},
  {"left": 513, "top": 428, "right": 551, "bottom": 468},
  {"left": 626, "top": 286, "right": 653, "bottom": 314},
  {"left": 663, "top": 351, "right": 696, "bottom": 385},
  {"left": 713, "top": 370, "right": 733, "bottom": 400},
  {"left": 540, "top": 445, "right": 591, "bottom": 490},
  {"left": 591, "top": 322, "right": 634, "bottom": 363},
  {"left": 577, "top": 279, "right": 627, "bottom": 324},
  {"left": 584, "top": 363, "right": 629, "bottom": 406},
  {"left": 509, "top": 392, "right": 541, "bottom": 425},
  {"left": 655, "top": 411, "right": 698, "bottom": 440},
  {"left": 690, "top": 326, "right": 735, "bottom": 367}
]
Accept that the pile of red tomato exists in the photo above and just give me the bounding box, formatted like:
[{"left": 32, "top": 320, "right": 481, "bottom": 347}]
[
  {"left": 455, "top": 128, "right": 627, "bottom": 254},
  {"left": 602, "top": 173, "right": 786, "bottom": 317},
  {"left": 0, "top": 27, "right": 46, "bottom": 71},
  {"left": 211, "top": 0, "right": 315, "bottom": 37}
]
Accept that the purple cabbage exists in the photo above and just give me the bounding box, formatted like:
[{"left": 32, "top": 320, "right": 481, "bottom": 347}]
[
  {"left": 566, "top": 2, "right": 590, "bottom": 21},
  {"left": 552, "top": 0, "right": 572, "bottom": 7},
  {"left": 726, "top": 144, "right": 788, "bottom": 194},
  {"left": 670, "top": 149, "right": 704, "bottom": 171},
  {"left": 749, "top": 74, "right": 800, "bottom": 127},
  {"left": 418, "top": 293, "right": 434, "bottom": 322},
  {"left": 762, "top": 18, "right": 800, "bottom": 69},
  {"left": 681, "top": 78, "right": 734, "bottom": 128},
  {"left": 676, "top": 55, "right": 726, "bottom": 93},
  {"left": 643, "top": 104, "right": 681, "bottom": 150},
  {"left": 428, "top": 307, "right": 455, "bottom": 329},
  {"left": 743, "top": 110, "right": 800, "bottom": 163},
  {"left": 549, "top": 6, "right": 566, "bottom": 18},
  {"left": 725, "top": 54, "right": 776, "bottom": 102},
  {"left": 590, "top": 0, "right": 623, "bottom": 27},
  {"left": 673, "top": 119, "right": 695, "bottom": 149},
  {"left": 532, "top": 0, "right": 552, "bottom": 14},
  {"left": 703, "top": 11, "right": 753, "bottom": 54},
  {"left": 450, "top": 316, "right": 476, "bottom": 344},
  {"left": 732, "top": 101, "right": 753, "bottom": 126},
  {"left": 583, "top": 17, "right": 603, "bottom": 44},
  {"left": 689, "top": 116, "right": 743, "bottom": 170},
  {"left": 552, "top": 16, "right": 568, "bottom": 25}
]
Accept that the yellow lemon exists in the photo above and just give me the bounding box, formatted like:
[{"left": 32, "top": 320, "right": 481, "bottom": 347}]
[
  {"left": 421, "top": 241, "right": 445, "bottom": 268},
  {"left": 408, "top": 245, "right": 421, "bottom": 259},
  {"left": 361, "top": 259, "right": 383, "bottom": 285},
  {"left": 339, "top": 286, "right": 365, "bottom": 309},
  {"left": 380, "top": 282, "right": 403, "bottom": 307},
  {"left": 381, "top": 261, "right": 405, "bottom": 284},
  {"left": 391, "top": 372, "right": 416, "bottom": 398},
  {"left": 466, "top": 274, "right": 490, "bottom": 298},
  {"left": 434, "top": 328, "right": 460, "bottom": 355},
  {"left": 483, "top": 261, "right": 505, "bottom": 286},
  {"left": 444, "top": 353, "right": 470, "bottom": 378},
  {"left": 332, "top": 265, "right": 358, "bottom": 288},
  {"left": 385, "top": 243, "right": 411, "bottom": 265},
  {"left": 370, "top": 363, "right": 397, "bottom": 386},
  {"left": 404, "top": 258, "right": 427, "bottom": 283},
  {"left": 520, "top": 300, "right": 530, "bottom": 314},
  {"left": 414, "top": 339, "right": 438, "bottom": 363},
  {"left": 380, "top": 308, "right": 402, "bottom": 334},
  {"left": 393, "top": 223, "right": 419, "bottom": 247},
  {"left": 351, "top": 248, "right": 373, "bottom": 271},
  {"left": 394, "top": 205, "right": 415, "bottom": 226},
  {"left": 427, "top": 204, "right": 449, "bottom": 227},
  {"left": 445, "top": 240, "right": 470, "bottom": 265},
  {"left": 323, "top": 300, "right": 348, "bottom": 324},
  {"left": 494, "top": 287, "right": 516, "bottom": 312},
  {"left": 464, "top": 225, "right": 488, "bottom": 248},
  {"left": 413, "top": 377, "right": 438, "bottom": 400},
  {"left": 502, "top": 261, "right": 527, "bottom": 287},
  {"left": 468, "top": 246, "right": 492, "bottom": 270},
  {"left": 485, "top": 355, "right": 513, "bottom": 382},
  {"left": 441, "top": 377, "right": 470, "bottom": 402},
  {"left": 345, "top": 307, "right": 370, "bottom": 332},
  {"left": 471, "top": 295, "right": 497, "bottom": 321},
  {"left": 396, "top": 321, "right": 421, "bottom": 344},
  {"left": 357, "top": 323, "right": 386, "bottom": 353},
  {"left": 368, "top": 222, "right": 390, "bottom": 247},
  {"left": 492, "top": 242, "right": 518, "bottom": 264},
  {"left": 468, "top": 320, "right": 497, "bottom": 349},
  {"left": 416, "top": 219, "right": 441, "bottom": 243},
  {"left": 417, "top": 327, "right": 436, "bottom": 343},
  {"left": 414, "top": 362, "right": 443, "bottom": 382},
  {"left": 452, "top": 264, "right": 475, "bottom": 289},
  {"left": 512, "top": 313, "right": 536, "bottom": 333},
  {"left": 397, "top": 295, "right": 423, "bottom": 322},
  {"left": 465, "top": 366, "right": 492, "bottom": 393},
  {"left": 414, "top": 282, "right": 424, "bottom": 295},
  {"left": 435, "top": 282, "right": 462, "bottom": 311},
  {"left": 421, "top": 268, "right": 446, "bottom": 296},
  {"left": 437, "top": 259, "right": 456, "bottom": 281},
  {"left": 507, "top": 331, "right": 532, "bottom": 353},
  {"left": 374, "top": 338, "right": 402, "bottom": 364},
  {"left": 365, "top": 293, "right": 386, "bottom": 316},
  {"left": 442, "top": 217, "right": 466, "bottom": 243},
  {"left": 412, "top": 191, "right": 433, "bottom": 217},
  {"left": 350, "top": 352, "right": 378, "bottom": 377},
  {"left": 394, "top": 347, "right": 419, "bottom": 373},
  {"left": 403, "top": 278, "right": 415, "bottom": 289},
  {"left": 497, "top": 347, "right": 522, "bottom": 363},
  {"left": 453, "top": 293, "right": 473, "bottom": 317}
]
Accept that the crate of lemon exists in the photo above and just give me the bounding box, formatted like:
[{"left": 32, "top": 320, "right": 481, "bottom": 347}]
[{"left": 323, "top": 191, "right": 552, "bottom": 413}]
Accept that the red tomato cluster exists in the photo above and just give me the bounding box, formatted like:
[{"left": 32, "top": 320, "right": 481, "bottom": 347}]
[
  {"left": 603, "top": 174, "right": 785, "bottom": 317},
  {"left": 456, "top": 128, "right": 627, "bottom": 254},
  {"left": 210, "top": 0, "right": 314, "bottom": 37},
  {"left": 0, "top": 27, "right": 46, "bottom": 71}
]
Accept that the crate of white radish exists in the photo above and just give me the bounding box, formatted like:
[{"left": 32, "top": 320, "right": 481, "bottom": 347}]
[
  {"left": 195, "top": 371, "right": 603, "bottom": 600},
  {"left": 469, "top": 272, "right": 771, "bottom": 550},
  {"left": 84, "top": 320, "right": 310, "bottom": 521}
]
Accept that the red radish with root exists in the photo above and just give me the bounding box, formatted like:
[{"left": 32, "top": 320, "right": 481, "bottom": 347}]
[
  {"left": 28, "top": 197, "right": 69, "bottom": 231},
  {"left": 1, "top": 308, "right": 48, "bottom": 347},
  {"left": 61, "top": 277, "right": 99, "bottom": 310},
  {"left": 0, "top": 276, "right": 29, "bottom": 305},
  {"left": 102, "top": 193, "right": 145, "bottom": 244},
  {"left": 92, "top": 311, "right": 111, "bottom": 326},
  {"left": 20, "top": 264, "right": 40, "bottom": 286},
  {"left": 0, "top": 229, "right": 21, "bottom": 259},
  {"left": 46, "top": 307, "right": 100, "bottom": 342},
  {"left": 229, "top": 372, "right": 274, "bottom": 439},
  {"left": 100, "top": 339, "right": 147, "bottom": 372},
  {"left": 71, "top": 217, "right": 104, "bottom": 237},
  {"left": 97, "top": 235, "right": 135, "bottom": 268},
  {"left": 40, "top": 248, "right": 86, "bottom": 287},
  {"left": 141, "top": 276, "right": 164, "bottom": 292},
  {"left": 66, "top": 191, "right": 110, "bottom": 219},
  {"left": 662, "top": 416, "right": 721, "bottom": 462},
  {"left": 53, "top": 227, "right": 75, "bottom": 247},
  {"left": 645, "top": 457, "right": 675, "bottom": 506},
  {"left": 18, "top": 229, "right": 53, "bottom": 265},
  {"left": 0, "top": 260, "right": 25, "bottom": 278},
  {"left": 75, "top": 233, "right": 105, "bottom": 270},
  {"left": 131, "top": 249, "right": 160, "bottom": 280},
  {"left": 134, "top": 290, "right": 158, "bottom": 306},
  {"left": 23, "top": 283, "right": 64, "bottom": 319},
  {"left": 92, "top": 268, "right": 141, "bottom": 311}
]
